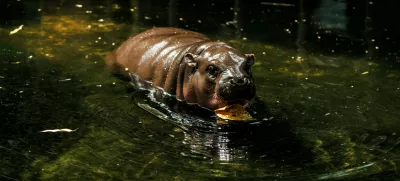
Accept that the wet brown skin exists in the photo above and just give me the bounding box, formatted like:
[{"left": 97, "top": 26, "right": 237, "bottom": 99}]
[{"left": 105, "top": 27, "right": 256, "bottom": 110}]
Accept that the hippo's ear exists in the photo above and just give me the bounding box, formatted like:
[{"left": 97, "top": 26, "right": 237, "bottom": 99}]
[
  {"left": 245, "top": 54, "right": 255, "bottom": 66},
  {"left": 184, "top": 53, "right": 198, "bottom": 67}
]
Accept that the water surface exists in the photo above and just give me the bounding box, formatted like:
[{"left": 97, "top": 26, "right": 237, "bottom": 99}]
[{"left": 1, "top": 0, "right": 400, "bottom": 180}]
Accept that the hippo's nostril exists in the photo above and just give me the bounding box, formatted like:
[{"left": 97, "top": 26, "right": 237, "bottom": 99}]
[
  {"left": 229, "top": 77, "right": 248, "bottom": 86},
  {"left": 236, "top": 78, "right": 244, "bottom": 85}
]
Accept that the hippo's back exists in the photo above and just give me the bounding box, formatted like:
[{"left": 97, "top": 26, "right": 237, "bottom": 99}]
[{"left": 106, "top": 28, "right": 210, "bottom": 81}]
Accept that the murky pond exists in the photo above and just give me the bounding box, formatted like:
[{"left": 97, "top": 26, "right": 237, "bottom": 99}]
[{"left": 1, "top": 0, "right": 400, "bottom": 180}]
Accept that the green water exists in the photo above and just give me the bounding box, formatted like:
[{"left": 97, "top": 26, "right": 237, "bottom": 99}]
[{"left": 1, "top": 1, "right": 400, "bottom": 181}]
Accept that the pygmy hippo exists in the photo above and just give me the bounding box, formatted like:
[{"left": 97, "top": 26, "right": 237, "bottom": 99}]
[{"left": 105, "top": 27, "right": 256, "bottom": 110}]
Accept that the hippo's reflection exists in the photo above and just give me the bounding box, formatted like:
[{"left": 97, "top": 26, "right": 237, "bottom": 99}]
[
  {"left": 180, "top": 120, "right": 307, "bottom": 163},
  {"left": 216, "top": 132, "right": 231, "bottom": 161},
  {"left": 181, "top": 130, "right": 234, "bottom": 161},
  {"left": 134, "top": 88, "right": 313, "bottom": 164}
]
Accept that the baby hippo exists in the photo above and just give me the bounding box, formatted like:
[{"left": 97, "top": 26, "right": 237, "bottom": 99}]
[{"left": 105, "top": 27, "right": 256, "bottom": 110}]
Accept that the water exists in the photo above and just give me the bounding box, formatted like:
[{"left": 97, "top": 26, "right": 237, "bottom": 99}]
[{"left": 1, "top": 0, "right": 400, "bottom": 180}]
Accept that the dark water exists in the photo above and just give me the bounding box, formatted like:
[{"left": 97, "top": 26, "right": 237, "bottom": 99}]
[{"left": 1, "top": 0, "right": 400, "bottom": 180}]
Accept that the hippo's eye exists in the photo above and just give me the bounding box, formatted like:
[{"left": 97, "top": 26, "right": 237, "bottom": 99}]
[{"left": 206, "top": 65, "right": 220, "bottom": 78}]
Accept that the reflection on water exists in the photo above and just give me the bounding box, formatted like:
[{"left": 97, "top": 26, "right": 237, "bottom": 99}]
[
  {"left": 216, "top": 133, "right": 231, "bottom": 162},
  {"left": 1, "top": 0, "right": 400, "bottom": 180}
]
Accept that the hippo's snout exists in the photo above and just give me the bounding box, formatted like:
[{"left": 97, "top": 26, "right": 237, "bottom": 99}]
[{"left": 218, "top": 76, "right": 255, "bottom": 103}]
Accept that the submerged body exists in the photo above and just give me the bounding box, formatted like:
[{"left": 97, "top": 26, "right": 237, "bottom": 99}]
[{"left": 106, "top": 27, "right": 256, "bottom": 110}]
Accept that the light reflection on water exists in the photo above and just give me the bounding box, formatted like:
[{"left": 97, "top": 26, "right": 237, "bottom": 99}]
[{"left": 216, "top": 133, "right": 231, "bottom": 162}]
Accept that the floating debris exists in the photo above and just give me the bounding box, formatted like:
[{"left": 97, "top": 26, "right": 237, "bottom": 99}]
[
  {"left": 75, "top": 4, "right": 83, "bottom": 8},
  {"left": 367, "top": 62, "right": 379, "bottom": 66},
  {"left": 9, "top": 25, "right": 24, "bottom": 35},
  {"left": 59, "top": 78, "right": 71, "bottom": 82},
  {"left": 324, "top": 82, "right": 344, "bottom": 86},
  {"left": 264, "top": 45, "right": 273, "bottom": 49},
  {"left": 40, "top": 128, "right": 78, "bottom": 133},
  {"left": 173, "top": 127, "right": 183, "bottom": 133},
  {"left": 113, "top": 4, "right": 121, "bottom": 9},
  {"left": 362, "top": 71, "right": 369, "bottom": 75}
]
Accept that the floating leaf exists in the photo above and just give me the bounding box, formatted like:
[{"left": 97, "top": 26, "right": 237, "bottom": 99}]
[{"left": 215, "top": 104, "right": 254, "bottom": 121}]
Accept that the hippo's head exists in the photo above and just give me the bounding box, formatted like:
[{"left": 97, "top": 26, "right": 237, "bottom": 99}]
[{"left": 182, "top": 44, "right": 256, "bottom": 110}]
